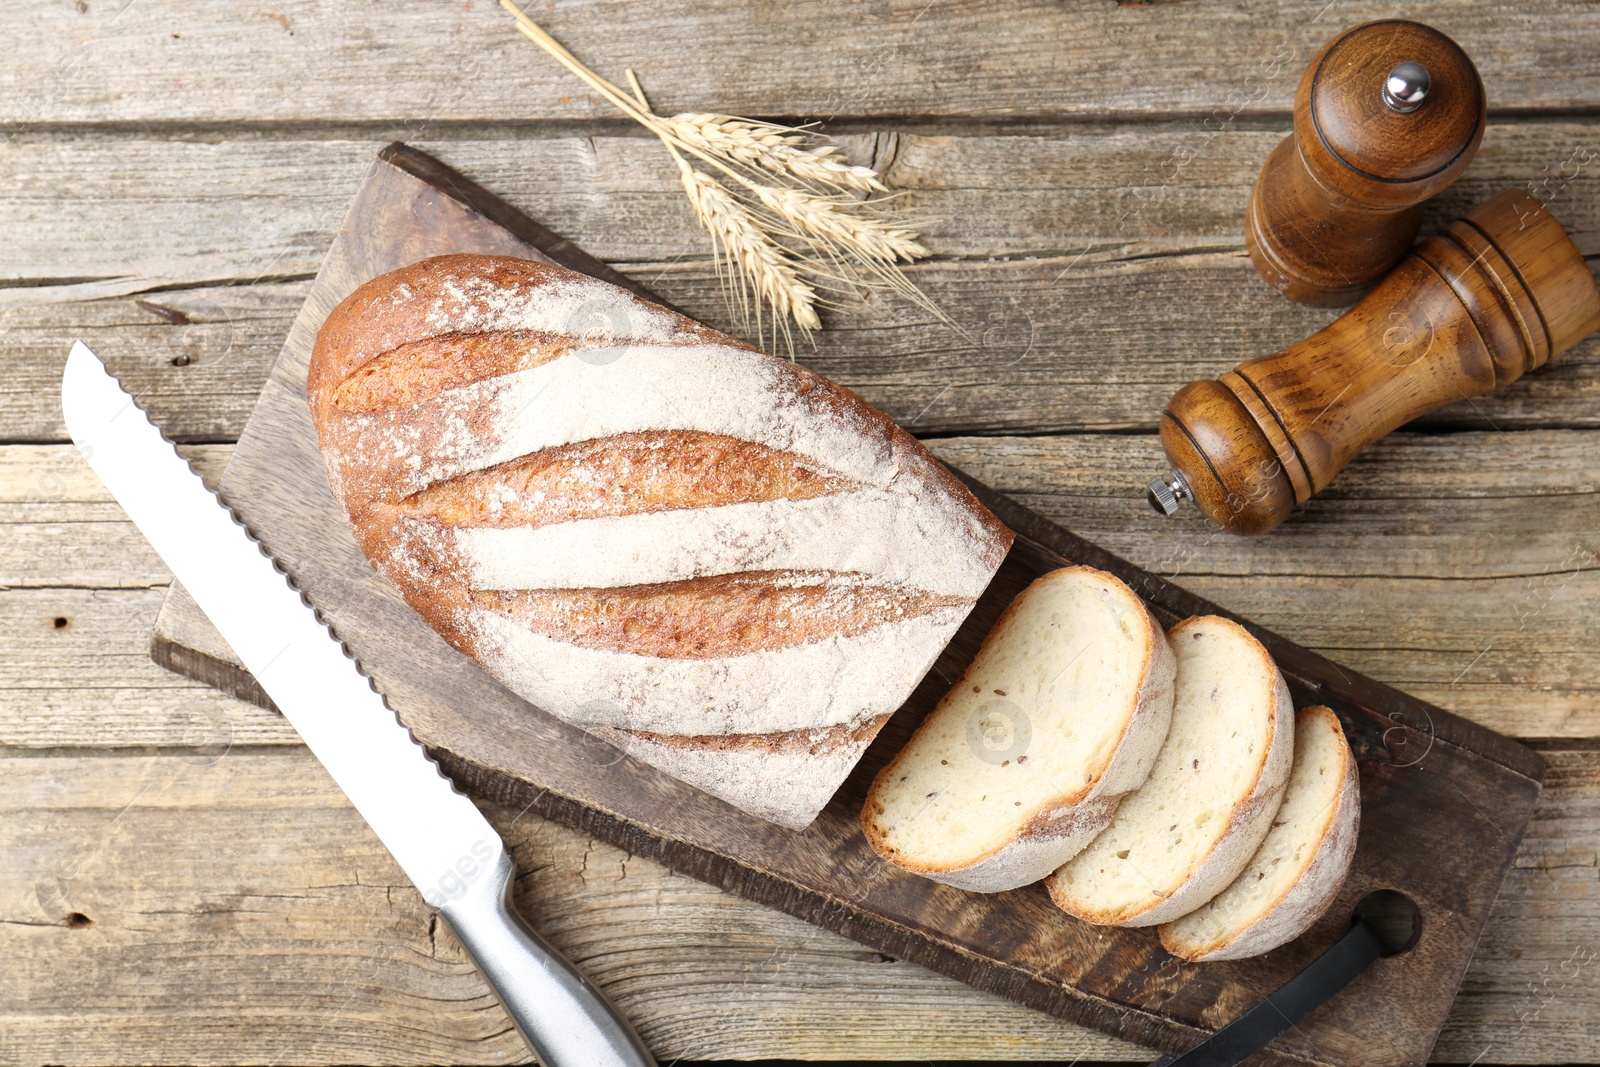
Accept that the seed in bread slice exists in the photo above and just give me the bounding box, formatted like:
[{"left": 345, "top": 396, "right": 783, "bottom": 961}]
[
  {"left": 862, "top": 565, "right": 1176, "bottom": 893},
  {"left": 1158, "top": 704, "right": 1360, "bottom": 961},
  {"left": 1045, "top": 615, "right": 1293, "bottom": 926}
]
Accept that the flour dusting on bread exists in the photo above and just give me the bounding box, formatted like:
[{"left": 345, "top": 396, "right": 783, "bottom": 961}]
[
  {"left": 308, "top": 254, "right": 1012, "bottom": 829},
  {"left": 421, "top": 271, "right": 692, "bottom": 342}
]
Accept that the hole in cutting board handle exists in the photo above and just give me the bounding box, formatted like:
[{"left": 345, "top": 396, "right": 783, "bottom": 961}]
[{"left": 1352, "top": 888, "right": 1421, "bottom": 956}]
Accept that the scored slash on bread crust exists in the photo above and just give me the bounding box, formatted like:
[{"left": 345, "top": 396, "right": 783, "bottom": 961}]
[
  {"left": 307, "top": 254, "right": 1012, "bottom": 830},
  {"left": 1158, "top": 704, "right": 1360, "bottom": 961},
  {"left": 862, "top": 566, "right": 1177, "bottom": 893},
  {"left": 1045, "top": 616, "right": 1294, "bottom": 927},
  {"left": 596, "top": 716, "right": 890, "bottom": 830}
]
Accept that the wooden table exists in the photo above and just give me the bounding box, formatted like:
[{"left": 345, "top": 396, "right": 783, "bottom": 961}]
[{"left": 3, "top": 3, "right": 1598, "bottom": 1064}]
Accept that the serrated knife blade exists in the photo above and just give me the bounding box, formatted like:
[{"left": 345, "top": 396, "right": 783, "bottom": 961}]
[{"left": 61, "top": 341, "right": 653, "bottom": 1067}]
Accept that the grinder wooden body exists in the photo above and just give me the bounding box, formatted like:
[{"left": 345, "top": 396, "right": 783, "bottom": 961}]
[
  {"left": 1157, "top": 190, "right": 1600, "bottom": 534},
  {"left": 1246, "top": 20, "right": 1485, "bottom": 306}
]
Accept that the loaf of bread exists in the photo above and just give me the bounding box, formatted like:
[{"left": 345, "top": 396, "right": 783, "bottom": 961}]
[
  {"left": 307, "top": 254, "right": 1012, "bottom": 829},
  {"left": 1159, "top": 704, "right": 1359, "bottom": 961},
  {"left": 862, "top": 566, "right": 1175, "bottom": 892},
  {"left": 1045, "top": 616, "right": 1294, "bottom": 927}
]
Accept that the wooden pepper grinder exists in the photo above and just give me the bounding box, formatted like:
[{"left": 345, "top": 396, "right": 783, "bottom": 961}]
[
  {"left": 1247, "top": 20, "right": 1486, "bottom": 306},
  {"left": 1149, "top": 190, "right": 1600, "bottom": 534}
]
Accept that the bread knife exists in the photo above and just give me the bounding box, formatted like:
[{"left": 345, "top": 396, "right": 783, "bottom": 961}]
[{"left": 60, "top": 341, "right": 655, "bottom": 1067}]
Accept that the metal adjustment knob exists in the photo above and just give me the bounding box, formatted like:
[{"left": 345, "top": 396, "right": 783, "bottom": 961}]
[
  {"left": 1146, "top": 469, "right": 1192, "bottom": 517},
  {"left": 1383, "top": 61, "right": 1431, "bottom": 112}
]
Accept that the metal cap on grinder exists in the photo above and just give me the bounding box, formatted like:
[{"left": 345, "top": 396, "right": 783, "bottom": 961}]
[{"left": 1245, "top": 20, "right": 1486, "bottom": 306}]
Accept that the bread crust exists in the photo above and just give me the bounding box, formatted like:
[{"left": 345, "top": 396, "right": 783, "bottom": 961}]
[
  {"left": 862, "top": 565, "right": 1177, "bottom": 892},
  {"left": 307, "top": 254, "right": 1012, "bottom": 828},
  {"left": 1045, "top": 615, "right": 1296, "bottom": 927},
  {"left": 600, "top": 716, "right": 891, "bottom": 830},
  {"left": 1158, "top": 705, "right": 1360, "bottom": 961}
]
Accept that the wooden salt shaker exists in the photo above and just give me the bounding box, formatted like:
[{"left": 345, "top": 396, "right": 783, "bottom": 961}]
[
  {"left": 1247, "top": 20, "right": 1486, "bottom": 306},
  {"left": 1149, "top": 190, "right": 1600, "bottom": 535}
]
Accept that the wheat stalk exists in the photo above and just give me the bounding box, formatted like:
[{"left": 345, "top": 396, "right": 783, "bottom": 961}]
[
  {"left": 753, "top": 184, "right": 928, "bottom": 263},
  {"left": 664, "top": 113, "right": 887, "bottom": 194},
  {"left": 683, "top": 167, "right": 822, "bottom": 344},
  {"left": 622, "top": 72, "right": 822, "bottom": 351},
  {"left": 500, "top": 0, "right": 947, "bottom": 350}
]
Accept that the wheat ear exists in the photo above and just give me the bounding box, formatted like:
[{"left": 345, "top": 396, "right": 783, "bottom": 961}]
[
  {"left": 625, "top": 72, "right": 821, "bottom": 349},
  {"left": 501, "top": 0, "right": 945, "bottom": 342},
  {"left": 664, "top": 113, "right": 887, "bottom": 194}
]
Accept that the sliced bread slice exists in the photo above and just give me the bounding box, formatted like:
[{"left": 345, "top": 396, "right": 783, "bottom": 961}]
[
  {"left": 1045, "top": 615, "right": 1293, "bottom": 927},
  {"left": 863, "top": 565, "right": 1176, "bottom": 893},
  {"left": 1158, "top": 704, "right": 1360, "bottom": 961}
]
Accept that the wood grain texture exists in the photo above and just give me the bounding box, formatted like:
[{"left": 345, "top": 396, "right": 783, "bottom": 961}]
[
  {"left": 4, "top": 126, "right": 1600, "bottom": 442},
  {"left": 6, "top": 426, "right": 1600, "bottom": 746},
  {"left": 6, "top": 128, "right": 1598, "bottom": 286},
  {"left": 0, "top": 748, "right": 1593, "bottom": 1065},
  {"left": 5, "top": 0, "right": 1599, "bottom": 1057},
  {"left": 133, "top": 147, "right": 1543, "bottom": 1066},
  {"left": 4, "top": 1, "right": 1600, "bottom": 124},
  {"left": 14, "top": 250, "right": 1600, "bottom": 442}
]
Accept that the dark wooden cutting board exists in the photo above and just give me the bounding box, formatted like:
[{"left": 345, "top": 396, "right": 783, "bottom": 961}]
[{"left": 151, "top": 143, "right": 1543, "bottom": 1067}]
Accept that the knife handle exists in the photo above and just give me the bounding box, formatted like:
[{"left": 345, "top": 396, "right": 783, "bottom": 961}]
[{"left": 440, "top": 848, "right": 656, "bottom": 1067}]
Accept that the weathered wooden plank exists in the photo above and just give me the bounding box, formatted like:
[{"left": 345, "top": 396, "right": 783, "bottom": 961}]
[
  {"left": 19, "top": 569, "right": 1587, "bottom": 749},
  {"left": 0, "top": 444, "right": 230, "bottom": 589},
  {"left": 2, "top": 279, "right": 310, "bottom": 442},
  {"left": 0, "top": 586, "right": 295, "bottom": 749},
  {"left": 1448, "top": 747, "right": 1600, "bottom": 1066},
  {"left": 5, "top": 429, "right": 1599, "bottom": 745},
  {"left": 0, "top": 444, "right": 293, "bottom": 749},
  {"left": 933, "top": 432, "right": 1600, "bottom": 737},
  {"left": 929, "top": 430, "right": 1600, "bottom": 582},
  {"left": 9, "top": 261, "right": 1600, "bottom": 443},
  {"left": 5, "top": 127, "right": 1599, "bottom": 441},
  {"left": 0, "top": 747, "right": 1592, "bottom": 1064},
  {"left": 4, "top": 128, "right": 1595, "bottom": 285},
  {"left": 3, "top": 1, "right": 1599, "bottom": 125}
]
